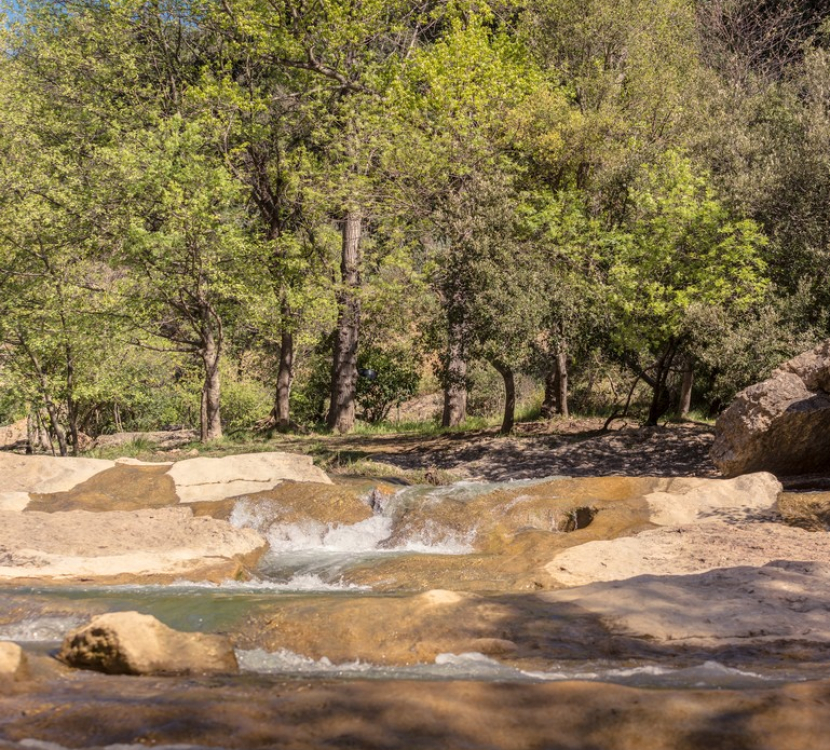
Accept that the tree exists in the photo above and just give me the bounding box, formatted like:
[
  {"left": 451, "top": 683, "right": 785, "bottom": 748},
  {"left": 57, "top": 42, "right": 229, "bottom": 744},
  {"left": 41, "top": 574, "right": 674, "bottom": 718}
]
[
  {"left": 0, "top": 12, "right": 129, "bottom": 454},
  {"left": 388, "top": 15, "right": 549, "bottom": 428},
  {"left": 117, "top": 117, "right": 255, "bottom": 441},
  {"left": 608, "top": 151, "right": 769, "bottom": 423}
]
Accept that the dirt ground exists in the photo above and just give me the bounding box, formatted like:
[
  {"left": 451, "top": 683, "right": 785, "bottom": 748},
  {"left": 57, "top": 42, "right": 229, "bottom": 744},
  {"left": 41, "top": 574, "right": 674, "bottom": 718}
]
[{"left": 287, "top": 418, "right": 721, "bottom": 482}]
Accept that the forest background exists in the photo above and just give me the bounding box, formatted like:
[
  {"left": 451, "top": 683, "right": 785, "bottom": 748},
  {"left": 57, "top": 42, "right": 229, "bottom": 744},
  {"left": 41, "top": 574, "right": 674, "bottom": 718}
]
[{"left": 0, "top": 0, "right": 828, "bottom": 455}]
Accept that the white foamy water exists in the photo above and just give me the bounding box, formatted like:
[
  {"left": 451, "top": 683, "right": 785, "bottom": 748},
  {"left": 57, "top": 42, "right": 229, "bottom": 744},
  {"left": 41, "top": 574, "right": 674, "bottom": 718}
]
[
  {"left": 236, "top": 648, "right": 529, "bottom": 681},
  {"left": 264, "top": 515, "right": 396, "bottom": 553},
  {"left": 170, "top": 574, "right": 368, "bottom": 592},
  {"left": 0, "top": 614, "right": 85, "bottom": 642},
  {"left": 236, "top": 649, "right": 793, "bottom": 688},
  {"left": 227, "top": 490, "right": 475, "bottom": 588}
]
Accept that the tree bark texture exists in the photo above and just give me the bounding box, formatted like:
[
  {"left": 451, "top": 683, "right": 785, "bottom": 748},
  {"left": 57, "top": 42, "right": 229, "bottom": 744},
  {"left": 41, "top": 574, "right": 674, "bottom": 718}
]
[
  {"left": 200, "top": 331, "right": 223, "bottom": 442},
  {"left": 492, "top": 361, "right": 516, "bottom": 434},
  {"left": 646, "top": 343, "right": 678, "bottom": 426},
  {"left": 327, "top": 210, "right": 362, "bottom": 434},
  {"left": 541, "top": 350, "right": 569, "bottom": 419},
  {"left": 274, "top": 329, "right": 294, "bottom": 432},
  {"left": 679, "top": 360, "right": 694, "bottom": 417},
  {"left": 555, "top": 350, "right": 569, "bottom": 419},
  {"left": 441, "top": 318, "right": 467, "bottom": 428}
]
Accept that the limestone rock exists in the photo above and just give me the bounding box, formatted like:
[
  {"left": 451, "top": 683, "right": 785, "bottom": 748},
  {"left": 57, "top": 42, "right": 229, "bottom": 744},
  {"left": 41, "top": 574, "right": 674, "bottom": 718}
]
[
  {"left": 0, "top": 506, "right": 266, "bottom": 584},
  {"left": 59, "top": 612, "right": 238, "bottom": 675},
  {"left": 544, "top": 560, "right": 830, "bottom": 645},
  {"left": 0, "top": 452, "right": 114, "bottom": 495},
  {"left": 711, "top": 340, "right": 830, "bottom": 477},
  {"left": 0, "top": 641, "right": 28, "bottom": 680},
  {"left": 168, "top": 452, "right": 332, "bottom": 503},
  {"left": 643, "top": 472, "right": 782, "bottom": 526}
]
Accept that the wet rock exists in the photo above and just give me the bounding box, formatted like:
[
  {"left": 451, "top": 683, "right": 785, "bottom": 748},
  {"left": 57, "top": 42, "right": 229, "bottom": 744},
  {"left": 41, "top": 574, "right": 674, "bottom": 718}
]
[
  {"left": 776, "top": 491, "right": 830, "bottom": 531},
  {"left": 239, "top": 589, "right": 595, "bottom": 667},
  {"left": 0, "top": 641, "right": 28, "bottom": 680},
  {"left": 711, "top": 340, "right": 830, "bottom": 477},
  {"left": 59, "top": 612, "right": 238, "bottom": 675}
]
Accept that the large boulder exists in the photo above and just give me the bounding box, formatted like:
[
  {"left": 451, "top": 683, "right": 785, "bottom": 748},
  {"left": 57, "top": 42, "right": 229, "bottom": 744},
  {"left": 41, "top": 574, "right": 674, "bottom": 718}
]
[
  {"left": 711, "top": 340, "right": 830, "bottom": 477},
  {"left": 59, "top": 612, "right": 238, "bottom": 675}
]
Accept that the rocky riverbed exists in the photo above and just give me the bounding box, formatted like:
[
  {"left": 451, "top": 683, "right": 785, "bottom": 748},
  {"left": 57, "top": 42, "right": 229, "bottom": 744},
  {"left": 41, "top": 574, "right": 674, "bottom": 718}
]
[{"left": 0, "top": 440, "right": 829, "bottom": 749}]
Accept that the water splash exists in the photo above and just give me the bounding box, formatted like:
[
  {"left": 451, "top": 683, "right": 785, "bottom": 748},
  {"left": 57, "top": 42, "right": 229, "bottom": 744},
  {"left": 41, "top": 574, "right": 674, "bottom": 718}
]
[{"left": 0, "top": 614, "right": 85, "bottom": 642}]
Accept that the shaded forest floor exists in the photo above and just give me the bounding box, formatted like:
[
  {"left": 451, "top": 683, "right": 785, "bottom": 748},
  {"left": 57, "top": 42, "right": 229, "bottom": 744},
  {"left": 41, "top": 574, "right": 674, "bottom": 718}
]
[
  {"left": 103, "top": 418, "right": 719, "bottom": 483},
  {"left": 308, "top": 419, "right": 720, "bottom": 482}
]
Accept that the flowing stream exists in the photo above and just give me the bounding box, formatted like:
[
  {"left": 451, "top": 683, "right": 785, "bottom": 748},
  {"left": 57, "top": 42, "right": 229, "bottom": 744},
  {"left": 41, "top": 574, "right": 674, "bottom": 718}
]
[{"left": 2, "top": 478, "right": 827, "bottom": 695}]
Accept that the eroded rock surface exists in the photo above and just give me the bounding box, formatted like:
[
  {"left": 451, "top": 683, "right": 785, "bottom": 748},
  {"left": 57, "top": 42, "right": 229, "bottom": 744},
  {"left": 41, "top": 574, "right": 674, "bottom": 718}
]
[
  {"left": 0, "top": 506, "right": 266, "bottom": 584},
  {"left": 0, "top": 450, "right": 332, "bottom": 512},
  {"left": 59, "top": 611, "right": 238, "bottom": 675},
  {"left": 711, "top": 339, "right": 830, "bottom": 477},
  {"left": 166, "top": 452, "right": 332, "bottom": 502}
]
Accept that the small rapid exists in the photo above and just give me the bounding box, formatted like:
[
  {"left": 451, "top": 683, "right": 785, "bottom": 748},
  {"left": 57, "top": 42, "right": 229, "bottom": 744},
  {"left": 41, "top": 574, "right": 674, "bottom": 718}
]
[{"left": 225, "top": 481, "right": 509, "bottom": 585}]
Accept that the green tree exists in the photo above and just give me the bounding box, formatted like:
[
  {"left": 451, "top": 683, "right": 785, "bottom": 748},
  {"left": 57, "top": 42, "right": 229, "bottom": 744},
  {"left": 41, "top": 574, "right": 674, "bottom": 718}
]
[
  {"left": 0, "top": 14, "right": 129, "bottom": 454},
  {"left": 117, "top": 117, "right": 256, "bottom": 441},
  {"left": 609, "top": 151, "right": 769, "bottom": 423}
]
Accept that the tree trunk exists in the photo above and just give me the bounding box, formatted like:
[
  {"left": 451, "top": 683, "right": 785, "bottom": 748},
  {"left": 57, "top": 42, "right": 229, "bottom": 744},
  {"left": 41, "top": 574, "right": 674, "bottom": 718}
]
[
  {"left": 44, "top": 398, "right": 67, "bottom": 457},
  {"left": 327, "top": 210, "right": 362, "bottom": 434},
  {"left": 200, "top": 332, "right": 223, "bottom": 442},
  {"left": 555, "top": 349, "right": 569, "bottom": 418},
  {"left": 64, "top": 343, "right": 79, "bottom": 456},
  {"left": 540, "top": 366, "right": 557, "bottom": 419},
  {"left": 541, "top": 349, "right": 569, "bottom": 419},
  {"left": 22, "top": 341, "right": 67, "bottom": 456},
  {"left": 492, "top": 361, "right": 516, "bottom": 434},
  {"left": 679, "top": 359, "right": 694, "bottom": 417},
  {"left": 274, "top": 327, "right": 294, "bottom": 432},
  {"left": 646, "top": 344, "right": 678, "bottom": 426},
  {"left": 26, "top": 411, "right": 37, "bottom": 455},
  {"left": 441, "top": 318, "right": 467, "bottom": 428}
]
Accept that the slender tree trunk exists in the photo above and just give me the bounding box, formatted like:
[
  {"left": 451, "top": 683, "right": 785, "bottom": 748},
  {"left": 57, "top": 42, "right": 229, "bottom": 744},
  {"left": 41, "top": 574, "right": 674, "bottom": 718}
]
[
  {"left": 555, "top": 349, "right": 569, "bottom": 418},
  {"left": 492, "top": 361, "right": 516, "bottom": 434},
  {"left": 646, "top": 343, "right": 678, "bottom": 426},
  {"left": 441, "top": 317, "right": 467, "bottom": 428},
  {"left": 22, "top": 340, "right": 67, "bottom": 456},
  {"left": 274, "top": 327, "right": 294, "bottom": 433},
  {"left": 44, "top": 398, "right": 67, "bottom": 457},
  {"left": 327, "top": 210, "right": 362, "bottom": 434},
  {"left": 200, "top": 331, "right": 223, "bottom": 442},
  {"left": 679, "top": 359, "right": 694, "bottom": 417},
  {"left": 63, "top": 342, "right": 80, "bottom": 456},
  {"left": 26, "top": 411, "right": 36, "bottom": 455},
  {"left": 541, "top": 365, "right": 557, "bottom": 419},
  {"left": 541, "top": 349, "right": 569, "bottom": 419}
]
